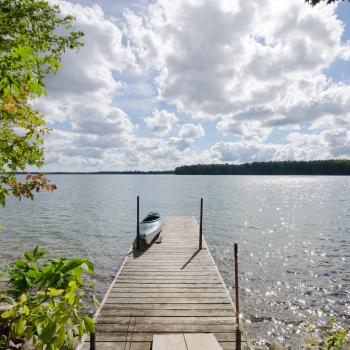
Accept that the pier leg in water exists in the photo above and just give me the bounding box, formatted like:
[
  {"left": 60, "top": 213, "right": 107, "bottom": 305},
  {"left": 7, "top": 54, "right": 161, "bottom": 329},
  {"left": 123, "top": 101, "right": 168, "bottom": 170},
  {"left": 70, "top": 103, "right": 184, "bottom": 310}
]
[{"left": 234, "top": 243, "right": 241, "bottom": 350}]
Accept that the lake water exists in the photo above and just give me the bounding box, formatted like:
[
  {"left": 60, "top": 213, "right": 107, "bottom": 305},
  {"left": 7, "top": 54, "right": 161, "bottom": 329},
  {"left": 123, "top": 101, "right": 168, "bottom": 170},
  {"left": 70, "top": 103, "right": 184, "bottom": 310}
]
[{"left": 0, "top": 175, "right": 349, "bottom": 348}]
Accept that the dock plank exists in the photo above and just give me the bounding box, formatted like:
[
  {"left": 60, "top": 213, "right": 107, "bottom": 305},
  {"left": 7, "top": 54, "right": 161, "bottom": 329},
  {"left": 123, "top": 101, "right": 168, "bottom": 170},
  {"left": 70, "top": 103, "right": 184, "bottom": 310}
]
[
  {"left": 78, "top": 217, "right": 246, "bottom": 349},
  {"left": 152, "top": 334, "right": 187, "bottom": 350},
  {"left": 184, "top": 333, "right": 223, "bottom": 350}
]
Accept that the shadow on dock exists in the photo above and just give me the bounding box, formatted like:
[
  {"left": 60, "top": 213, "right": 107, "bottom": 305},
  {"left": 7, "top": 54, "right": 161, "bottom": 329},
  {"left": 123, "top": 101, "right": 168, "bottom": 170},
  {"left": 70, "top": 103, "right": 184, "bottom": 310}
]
[
  {"left": 180, "top": 249, "right": 201, "bottom": 270},
  {"left": 130, "top": 233, "right": 161, "bottom": 258}
]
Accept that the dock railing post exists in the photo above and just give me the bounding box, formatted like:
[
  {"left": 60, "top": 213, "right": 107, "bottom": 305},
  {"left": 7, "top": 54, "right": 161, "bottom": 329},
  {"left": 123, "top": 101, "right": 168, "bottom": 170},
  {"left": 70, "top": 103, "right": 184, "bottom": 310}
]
[
  {"left": 89, "top": 331, "right": 95, "bottom": 350},
  {"left": 89, "top": 312, "right": 95, "bottom": 350},
  {"left": 234, "top": 243, "right": 241, "bottom": 350},
  {"left": 199, "top": 198, "right": 203, "bottom": 250},
  {"left": 137, "top": 196, "right": 140, "bottom": 251}
]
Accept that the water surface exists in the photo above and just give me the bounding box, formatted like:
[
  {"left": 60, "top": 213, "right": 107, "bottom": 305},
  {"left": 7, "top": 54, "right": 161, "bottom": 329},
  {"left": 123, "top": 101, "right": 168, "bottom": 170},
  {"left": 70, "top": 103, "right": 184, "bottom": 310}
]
[{"left": 1, "top": 175, "right": 349, "bottom": 348}]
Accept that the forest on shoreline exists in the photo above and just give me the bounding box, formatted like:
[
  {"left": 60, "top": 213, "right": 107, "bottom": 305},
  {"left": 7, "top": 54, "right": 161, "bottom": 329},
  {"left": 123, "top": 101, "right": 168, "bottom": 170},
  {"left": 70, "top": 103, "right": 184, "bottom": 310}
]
[{"left": 174, "top": 160, "right": 350, "bottom": 175}]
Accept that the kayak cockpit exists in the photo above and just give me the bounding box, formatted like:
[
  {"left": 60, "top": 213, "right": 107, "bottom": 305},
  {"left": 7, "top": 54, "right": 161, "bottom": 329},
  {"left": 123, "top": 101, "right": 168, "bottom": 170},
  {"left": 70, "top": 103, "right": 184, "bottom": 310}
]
[
  {"left": 140, "top": 211, "right": 164, "bottom": 244},
  {"left": 142, "top": 211, "right": 161, "bottom": 223}
]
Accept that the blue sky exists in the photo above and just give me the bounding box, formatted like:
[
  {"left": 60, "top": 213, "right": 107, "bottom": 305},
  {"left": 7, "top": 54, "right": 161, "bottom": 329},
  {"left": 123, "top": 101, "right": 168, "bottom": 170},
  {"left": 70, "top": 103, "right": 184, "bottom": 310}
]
[{"left": 37, "top": 0, "right": 350, "bottom": 171}]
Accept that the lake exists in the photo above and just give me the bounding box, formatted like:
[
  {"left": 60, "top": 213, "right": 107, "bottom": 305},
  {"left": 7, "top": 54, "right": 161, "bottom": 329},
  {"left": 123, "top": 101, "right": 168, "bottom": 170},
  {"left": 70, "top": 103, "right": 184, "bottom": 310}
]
[{"left": 1, "top": 175, "right": 349, "bottom": 348}]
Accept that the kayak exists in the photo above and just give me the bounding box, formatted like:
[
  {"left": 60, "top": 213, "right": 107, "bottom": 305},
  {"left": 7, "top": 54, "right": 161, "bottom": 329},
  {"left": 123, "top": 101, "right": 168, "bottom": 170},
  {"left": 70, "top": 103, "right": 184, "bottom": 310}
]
[{"left": 140, "top": 212, "right": 164, "bottom": 244}]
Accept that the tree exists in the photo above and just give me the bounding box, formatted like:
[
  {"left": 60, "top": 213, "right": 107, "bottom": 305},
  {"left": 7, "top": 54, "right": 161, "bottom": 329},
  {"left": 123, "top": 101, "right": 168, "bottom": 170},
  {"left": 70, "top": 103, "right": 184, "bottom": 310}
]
[
  {"left": 0, "top": 0, "right": 84, "bottom": 206},
  {"left": 305, "top": 0, "right": 343, "bottom": 5}
]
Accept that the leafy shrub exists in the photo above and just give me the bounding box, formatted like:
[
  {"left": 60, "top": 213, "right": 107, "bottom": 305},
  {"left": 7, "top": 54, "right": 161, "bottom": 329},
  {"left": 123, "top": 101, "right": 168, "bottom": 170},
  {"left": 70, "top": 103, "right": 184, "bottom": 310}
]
[
  {"left": 0, "top": 246, "right": 96, "bottom": 349},
  {"left": 305, "top": 317, "right": 350, "bottom": 350}
]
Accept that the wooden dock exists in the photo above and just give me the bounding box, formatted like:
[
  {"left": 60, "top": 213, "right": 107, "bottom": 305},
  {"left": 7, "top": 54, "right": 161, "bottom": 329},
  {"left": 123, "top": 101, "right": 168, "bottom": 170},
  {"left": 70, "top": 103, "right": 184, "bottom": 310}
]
[{"left": 81, "top": 216, "right": 247, "bottom": 350}]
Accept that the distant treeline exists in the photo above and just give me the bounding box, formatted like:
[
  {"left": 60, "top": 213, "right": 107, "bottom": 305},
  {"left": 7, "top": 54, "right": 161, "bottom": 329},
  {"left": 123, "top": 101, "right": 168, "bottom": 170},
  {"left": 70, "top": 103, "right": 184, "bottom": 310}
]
[
  {"left": 16, "top": 171, "right": 174, "bottom": 175},
  {"left": 175, "top": 160, "right": 350, "bottom": 175}
]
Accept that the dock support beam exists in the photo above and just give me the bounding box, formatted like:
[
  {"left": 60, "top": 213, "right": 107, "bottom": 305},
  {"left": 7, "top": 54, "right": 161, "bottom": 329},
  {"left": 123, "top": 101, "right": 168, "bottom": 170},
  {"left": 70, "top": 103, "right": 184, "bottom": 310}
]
[
  {"left": 136, "top": 196, "right": 140, "bottom": 251},
  {"left": 234, "top": 243, "right": 241, "bottom": 350},
  {"left": 199, "top": 198, "right": 203, "bottom": 250},
  {"left": 89, "top": 332, "right": 95, "bottom": 350},
  {"left": 89, "top": 312, "right": 96, "bottom": 350}
]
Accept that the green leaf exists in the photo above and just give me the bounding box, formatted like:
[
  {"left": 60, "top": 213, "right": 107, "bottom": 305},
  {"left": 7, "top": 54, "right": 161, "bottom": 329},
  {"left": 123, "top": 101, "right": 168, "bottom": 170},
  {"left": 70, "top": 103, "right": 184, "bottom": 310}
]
[
  {"left": 20, "top": 293, "right": 27, "bottom": 303},
  {"left": 66, "top": 327, "right": 74, "bottom": 348},
  {"left": 24, "top": 250, "right": 34, "bottom": 261},
  {"left": 12, "top": 318, "right": 27, "bottom": 337},
  {"left": 61, "top": 258, "right": 86, "bottom": 274},
  {"left": 41, "top": 322, "right": 57, "bottom": 343},
  {"left": 23, "top": 305, "right": 30, "bottom": 316},
  {"left": 1, "top": 308, "right": 14, "bottom": 319},
  {"left": 84, "top": 316, "right": 95, "bottom": 334},
  {"left": 65, "top": 290, "right": 75, "bottom": 305},
  {"left": 46, "top": 288, "right": 64, "bottom": 297},
  {"left": 33, "top": 246, "right": 46, "bottom": 260},
  {"left": 15, "top": 260, "right": 26, "bottom": 268}
]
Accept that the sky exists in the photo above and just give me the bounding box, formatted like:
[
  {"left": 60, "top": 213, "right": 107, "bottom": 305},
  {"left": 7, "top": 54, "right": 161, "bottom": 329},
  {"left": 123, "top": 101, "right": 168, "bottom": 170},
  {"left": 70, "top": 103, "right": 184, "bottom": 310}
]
[{"left": 36, "top": 0, "right": 350, "bottom": 171}]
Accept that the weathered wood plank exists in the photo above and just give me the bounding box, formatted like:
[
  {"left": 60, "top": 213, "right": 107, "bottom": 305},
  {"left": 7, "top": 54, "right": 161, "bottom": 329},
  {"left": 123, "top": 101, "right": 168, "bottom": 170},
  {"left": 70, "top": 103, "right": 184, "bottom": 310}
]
[
  {"left": 111, "top": 288, "right": 226, "bottom": 293},
  {"left": 114, "top": 280, "right": 222, "bottom": 284},
  {"left": 107, "top": 292, "right": 227, "bottom": 298},
  {"left": 96, "top": 316, "right": 236, "bottom": 325},
  {"left": 104, "top": 297, "right": 230, "bottom": 304},
  {"left": 122, "top": 268, "right": 218, "bottom": 272},
  {"left": 81, "top": 342, "right": 151, "bottom": 350},
  {"left": 152, "top": 334, "right": 187, "bottom": 350},
  {"left": 95, "top": 323, "right": 236, "bottom": 333},
  {"left": 116, "top": 276, "right": 221, "bottom": 281},
  {"left": 100, "top": 303, "right": 233, "bottom": 310},
  {"left": 113, "top": 283, "right": 225, "bottom": 289},
  {"left": 184, "top": 333, "right": 223, "bottom": 350},
  {"left": 90, "top": 332, "right": 243, "bottom": 342},
  {"left": 99, "top": 309, "right": 235, "bottom": 317},
  {"left": 118, "top": 271, "right": 218, "bottom": 276}
]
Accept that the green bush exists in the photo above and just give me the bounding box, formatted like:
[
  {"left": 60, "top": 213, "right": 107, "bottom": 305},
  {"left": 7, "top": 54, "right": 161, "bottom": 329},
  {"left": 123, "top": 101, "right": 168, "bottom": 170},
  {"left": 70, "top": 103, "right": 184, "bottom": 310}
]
[
  {"left": 0, "top": 246, "right": 96, "bottom": 349},
  {"left": 305, "top": 317, "right": 350, "bottom": 350}
]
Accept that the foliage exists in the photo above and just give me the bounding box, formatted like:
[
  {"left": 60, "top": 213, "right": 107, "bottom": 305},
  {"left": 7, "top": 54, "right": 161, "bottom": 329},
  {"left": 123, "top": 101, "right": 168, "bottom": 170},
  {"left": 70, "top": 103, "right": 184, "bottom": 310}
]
[
  {"left": 305, "top": 318, "right": 350, "bottom": 350},
  {"left": 175, "top": 160, "right": 350, "bottom": 175},
  {"left": 323, "top": 318, "right": 350, "bottom": 350},
  {"left": 306, "top": 0, "right": 338, "bottom": 4},
  {"left": 0, "top": 246, "right": 95, "bottom": 349},
  {"left": 305, "top": 0, "right": 349, "bottom": 5},
  {"left": 0, "top": 0, "right": 84, "bottom": 206}
]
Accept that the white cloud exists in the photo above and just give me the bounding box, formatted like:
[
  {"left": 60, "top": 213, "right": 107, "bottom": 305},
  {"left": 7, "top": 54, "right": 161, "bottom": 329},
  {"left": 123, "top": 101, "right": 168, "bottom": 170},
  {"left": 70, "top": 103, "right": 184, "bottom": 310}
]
[
  {"left": 37, "top": 0, "right": 135, "bottom": 129},
  {"left": 71, "top": 107, "right": 134, "bottom": 136},
  {"left": 126, "top": 0, "right": 350, "bottom": 134},
  {"left": 339, "top": 41, "right": 350, "bottom": 60},
  {"left": 211, "top": 141, "right": 294, "bottom": 164},
  {"left": 32, "top": 0, "right": 139, "bottom": 170},
  {"left": 168, "top": 137, "right": 193, "bottom": 151},
  {"left": 216, "top": 120, "right": 271, "bottom": 142},
  {"left": 144, "top": 109, "right": 178, "bottom": 136},
  {"left": 178, "top": 123, "right": 205, "bottom": 139}
]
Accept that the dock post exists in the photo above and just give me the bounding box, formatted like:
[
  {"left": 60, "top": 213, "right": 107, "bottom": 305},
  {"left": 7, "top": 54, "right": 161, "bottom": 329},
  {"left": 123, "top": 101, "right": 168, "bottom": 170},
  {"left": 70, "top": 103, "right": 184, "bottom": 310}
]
[
  {"left": 89, "top": 312, "right": 96, "bottom": 350},
  {"left": 199, "top": 198, "right": 203, "bottom": 250},
  {"left": 234, "top": 243, "right": 241, "bottom": 350},
  {"left": 89, "top": 332, "right": 95, "bottom": 350},
  {"left": 137, "top": 196, "right": 140, "bottom": 251}
]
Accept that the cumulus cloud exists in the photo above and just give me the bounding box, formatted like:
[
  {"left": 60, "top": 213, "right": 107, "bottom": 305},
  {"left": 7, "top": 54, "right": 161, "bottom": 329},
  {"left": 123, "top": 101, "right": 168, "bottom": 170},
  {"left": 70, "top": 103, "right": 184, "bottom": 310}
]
[
  {"left": 126, "top": 0, "right": 350, "bottom": 144},
  {"left": 144, "top": 109, "right": 178, "bottom": 136},
  {"left": 168, "top": 137, "right": 193, "bottom": 151},
  {"left": 178, "top": 124, "right": 205, "bottom": 139},
  {"left": 33, "top": 0, "right": 138, "bottom": 169}
]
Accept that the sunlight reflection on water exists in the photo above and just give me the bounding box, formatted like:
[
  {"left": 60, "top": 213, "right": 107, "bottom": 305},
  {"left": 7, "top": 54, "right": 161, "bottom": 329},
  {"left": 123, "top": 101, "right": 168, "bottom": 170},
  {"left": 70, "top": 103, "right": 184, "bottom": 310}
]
[{"left": 0, "top": 175, "right": 349, "bottom": 348}]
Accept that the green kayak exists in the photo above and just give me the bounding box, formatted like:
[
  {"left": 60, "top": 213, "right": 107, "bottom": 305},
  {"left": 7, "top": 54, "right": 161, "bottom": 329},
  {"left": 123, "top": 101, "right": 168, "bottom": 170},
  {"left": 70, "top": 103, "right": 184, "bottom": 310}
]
[{"left": 140, "top": 212, "right": 164, "bottom": 244}]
